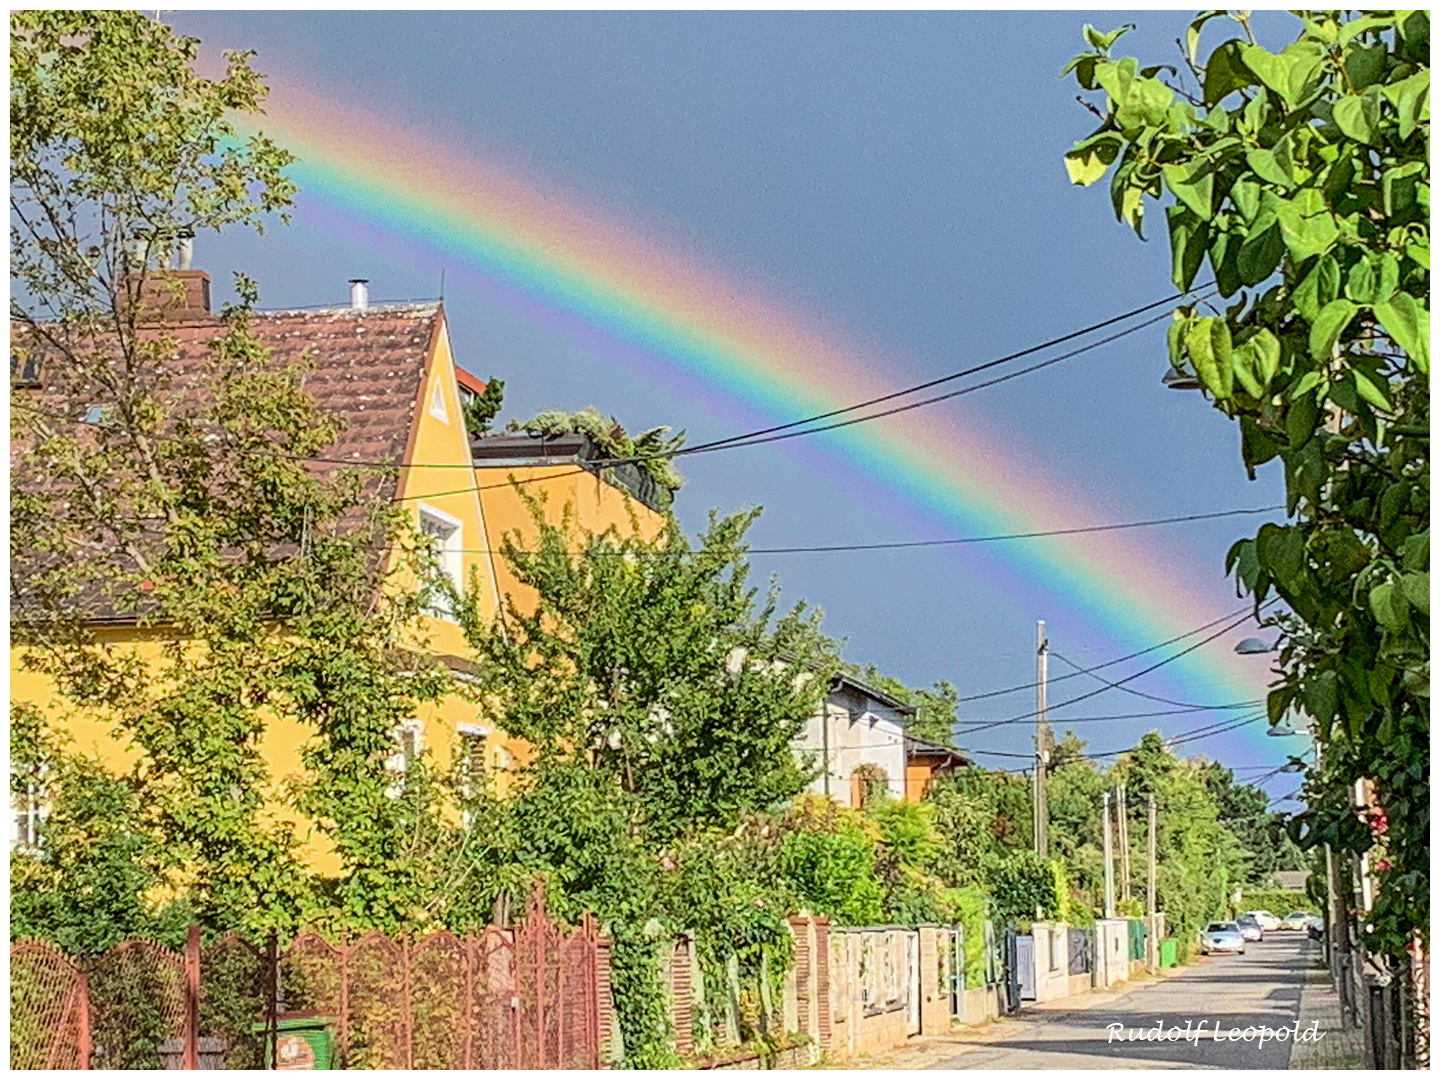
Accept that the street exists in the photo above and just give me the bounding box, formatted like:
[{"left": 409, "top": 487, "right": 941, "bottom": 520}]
[{"left": 931, "top": 933, "right": 1318, "bottom": 1070}]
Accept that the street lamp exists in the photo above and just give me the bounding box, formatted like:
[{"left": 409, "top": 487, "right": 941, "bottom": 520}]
[
  {"left": 1268, "top": 722, "right": 1299, "bottom": 737},
  {"left": 1162, "top": 367, "right": 1203, "bottom": 390},
  {"left": 1235, "top": 637, "right": 1278, "bottom": 655}
]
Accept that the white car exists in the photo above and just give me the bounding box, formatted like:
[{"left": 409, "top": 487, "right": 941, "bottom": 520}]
[
  {"left": 1244, "top": 910, "right": 1281, "bottom": 932},
  {"left": 1202, "top": 921, "right": 1247, "bottom": 955},
  {"left": 1279, "top": 912, "right": 1314, "bottom": 931}
]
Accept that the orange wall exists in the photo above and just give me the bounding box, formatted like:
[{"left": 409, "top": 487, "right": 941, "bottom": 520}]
[{"left": 477, "top": 463, "right": 668, "bottom": 616}]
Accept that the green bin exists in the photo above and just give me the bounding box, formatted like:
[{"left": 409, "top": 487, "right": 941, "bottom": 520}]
[
  {"left": 1158, "top": 939, "right": 1178, "bottom": 969},
  {"left": 254, "top": 1014, "right": 335, "bottom": 1070}
]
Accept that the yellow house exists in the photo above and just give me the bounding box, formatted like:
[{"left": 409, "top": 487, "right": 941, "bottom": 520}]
[
  {"left": 9, "top": 277, "right": 495, "bottom": 866},
  {"left": 11, "top": 272, "right": 686, "bottom": 868},
  {"left": 457, "top": 372, "right": 669, "bottom": 611}
]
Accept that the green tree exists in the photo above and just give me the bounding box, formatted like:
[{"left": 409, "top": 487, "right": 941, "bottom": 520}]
[
  {"left": 1063, "top": 10, "right": 1428, "bottom": 965},
  {"left": 10, "top": 12, "right": 450, "bottom": 939},
  {"left": 851, "top": 665, "right": 961, "bottom": 746}
]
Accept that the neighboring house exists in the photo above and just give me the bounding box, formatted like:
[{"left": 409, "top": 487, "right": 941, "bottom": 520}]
[
  {"left": 468, "top": 428, "right": 670, "bottom": 609},
  {"left": 9, "top": 270, "right": 518, "bottom": 866},
  {"left": 796, "top": 673, "right": 970, "bottom": 808}
]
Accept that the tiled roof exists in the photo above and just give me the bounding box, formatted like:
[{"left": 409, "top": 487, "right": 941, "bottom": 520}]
[{"left": 12, "top": 303, "right": 444, "bottom": 623}]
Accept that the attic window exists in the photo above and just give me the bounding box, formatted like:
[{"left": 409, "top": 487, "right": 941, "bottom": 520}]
[{"left": 429, "top": 381, "right": 449, "bottom": 424}]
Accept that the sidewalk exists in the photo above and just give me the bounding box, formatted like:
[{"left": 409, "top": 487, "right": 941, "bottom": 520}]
[
  {"left": 1287, "top": 948, "right": 1364, "bottom": 1070},
  {"left": 817, "top": 962, "right": 1197, "bottom": 1070}
]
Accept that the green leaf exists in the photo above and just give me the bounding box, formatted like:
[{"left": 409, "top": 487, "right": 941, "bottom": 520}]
[
  {"left": 1308, "top": 299, "right": 1357, "bottom": 360},
  {"left": 1351, "top": 368, "right": 1393, "bottom": 411},
  {"left": 1285, "top": 389, "right": 1319, "bottom": 447},
  {"left": 1332, "top": 91, "right": 1382, "bottom": 145},
  {"left": 1203, "top": 40, "right": 1257, "bottom": 106},
  {"left": 1166, "top": 206, "right": 1208, "bottom": 291},
  {"left": 1247, "top": 144, "right": 1294, "bottom": 188},
  {"left": 1342, "top": 44, "right": 1388, "bottom": 91},
  {"left": 1368, "top": 579, "right": 1410, "bottom": 633},
  {"left": 1094, "top": 57, "right": 1138, "bottom": 108},
  {"left": 1303, "top": 670, "right": 1338, "bottom": 725},
  {"left": 1373, "top": 294, "right": 1430, "bottom": 374},
  {"left": 1185, "top": 316, "right": 1234, "bottom": 399},
  {"left": 1230, "top": 179, "right": 1261, "bottom": 222},
  {"left": 1292, "top": 255, "right": 1340, "bottom": 323},
  {"left": 1233, "top": 344, "right": 1267, "bottom": 398},
  {"left": 1064, "top": 134, "right": 1122, "bottom": 186},
  {"left": 1187, "top": 11, "right": 1226, "bottom": 65},
  {"left": 1259, "top": 524, "right": 1306, "bottom": 587},
  {"left": 1248, "top": 328, "right": 1281, "bottom": 384},
  {"left": 1401, "top": 573, "right": 1429, "bottom": 615},
  {"left": 1276, "top": 189, "right": 1339, "bottom": 263},
  {"left": 1237, "top": 216, "right": 1285, "bottom": 285},
  {"left": 1117, "top": 77, "right": 1174, "bottom": 130},
  {"left": 1383, "top": 69, "right": 1430, "bottom": 140},
  {"left": 1084, "top": 23, "right": 1135, "bottom": 53},
  {"left": 1162, "top": 161, "right": 1215, "bottom": 220},
  {"left": 1345, "top": 258, "right": 1377, "bottom": 304},
  {"left": 1240, "top": 45, "right": 1294, "bottom": 102}
]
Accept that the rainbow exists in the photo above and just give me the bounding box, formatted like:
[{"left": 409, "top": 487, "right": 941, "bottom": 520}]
[{"left": 243, "top": 79, "right": 1280, "bottom": 761}]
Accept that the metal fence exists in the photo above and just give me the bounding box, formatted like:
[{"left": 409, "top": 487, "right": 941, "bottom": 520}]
[
  {"left": 10, "top": 885, "right": 606, "bottom": 1071},
  {"left": 1066, "top": 927, "right": 1093, "bottom": 976}
]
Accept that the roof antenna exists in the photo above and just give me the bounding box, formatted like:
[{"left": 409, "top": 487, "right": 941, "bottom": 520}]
[{"left": 439, "top": 266, "right": 446, "bottom": 302}]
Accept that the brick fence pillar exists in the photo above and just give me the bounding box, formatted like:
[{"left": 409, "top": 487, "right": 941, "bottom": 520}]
[
  {"left": 670, "top": 938, "right": 694, "bottom": 1056},
  {"left": 814, "top": 918, "right": 832, "bottom": 1053},
  {"left": 918, "top": 927, "right": 946, "bottom": 1035}
]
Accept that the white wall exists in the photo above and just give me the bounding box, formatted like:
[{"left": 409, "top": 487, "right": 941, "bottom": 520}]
[{"left": 797, "top": 688, "right": 908, "bottom": 805}]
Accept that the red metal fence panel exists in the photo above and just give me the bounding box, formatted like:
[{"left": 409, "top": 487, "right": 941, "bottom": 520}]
[{"left": 9, "top": 885, "right": 606, "bottom": 1070}]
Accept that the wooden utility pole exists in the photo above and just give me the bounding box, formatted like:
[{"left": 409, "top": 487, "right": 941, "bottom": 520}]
[
  {"left": 1034, "top": 621, "right": 1049, "bottom": 858},
  {"left": 1147, "top": 794, "right": 1158, "bottom": 971},
  {"left": 1102, "top": 790, "right": 1116, "bottom": 919},
  {"left": 1119, "top": 783, "right": 1131, "bottom": 902}
]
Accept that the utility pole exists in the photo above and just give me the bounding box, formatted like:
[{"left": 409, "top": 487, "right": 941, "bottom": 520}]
[
  {"left": 1034, "top": 621, "right": 1049, "bottom": 858},
  {"left": 1147, "top": 794, "right": 1158, "bottom": 971},
  {"left": 1102, "top": 790, "right": 1116, "bottom": 919},
  {"left": 1119, "top": 783, "right": 1131, "bottom": 902}
]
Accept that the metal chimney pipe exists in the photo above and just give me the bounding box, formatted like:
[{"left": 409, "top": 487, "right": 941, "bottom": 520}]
[
  {"left": 349, "top": 279, "right": 370, "bottom": 311},
  {"left": 177, "top": 234, "right": 194, "bottom": 271}
]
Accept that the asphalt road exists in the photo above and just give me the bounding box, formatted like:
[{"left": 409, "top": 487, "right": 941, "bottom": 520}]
[{"left": 930, "top": 932, "right": 1317, "bottom": 1070}]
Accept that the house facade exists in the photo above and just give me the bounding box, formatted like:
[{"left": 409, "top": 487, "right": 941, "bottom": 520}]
[{"left": 794, "top": 674, "right": 969, "bottom": 808}]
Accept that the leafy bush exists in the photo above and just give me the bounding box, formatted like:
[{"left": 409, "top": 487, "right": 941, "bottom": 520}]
[
  {"left": 989, "top": 851, "right": 1060, "bottom": 926},
  {"left": 1236, "top": 889, "right": 1316, "bottom": 917},
  {"left": 777, "top": 803, "right": 885, "bottom": 927}
]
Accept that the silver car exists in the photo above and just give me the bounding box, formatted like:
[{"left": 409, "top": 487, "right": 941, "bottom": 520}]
[
  {"left": 1235, "top": 913, "right": 1265, "bottom": 942},
  {"left": 1202, "top": 921, "right": 1247, "bottom": 955}
]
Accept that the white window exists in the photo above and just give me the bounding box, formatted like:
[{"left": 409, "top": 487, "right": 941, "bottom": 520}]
[
  {"left": 11, "top": 784, "right": 44, "bottom": 849},
  {"left": 385, "top": 721, "right": 424, "bottom": 796},
  {"left": 429, "top": 381, "right": 449, "bottom": 423},
  {"left": 418, "top": 504, "right": 464, "bottom": 618},
  {"left": 456, "top": 723, "right": 488, "bottom": 793}
]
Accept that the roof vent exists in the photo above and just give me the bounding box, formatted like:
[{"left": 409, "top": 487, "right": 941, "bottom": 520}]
[{"left": 349, "top": 279, "right": 370, "bottom": 312}]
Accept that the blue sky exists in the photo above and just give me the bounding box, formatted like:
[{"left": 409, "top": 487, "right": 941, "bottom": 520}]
[{"left": 169, "top": 11, "right": 1301, "bottom": 786}]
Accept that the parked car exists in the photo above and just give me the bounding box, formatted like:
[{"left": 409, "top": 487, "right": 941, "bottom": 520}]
[
  {"left": 1236, "top": 913, "right": 1265, "bottom": 942},
  {"left": 1202, "top": 921, "right": 1247, "bottom": 955},
  {"left": 1280, "top": 912, "right": 1314, "bottom": 931},
  {"left": 1244, "top": 910, "right": 1281, "bottom": 931}
]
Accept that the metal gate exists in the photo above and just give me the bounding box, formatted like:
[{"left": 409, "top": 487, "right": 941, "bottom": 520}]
[
  {"left": 1001, "top": 928, "right": 1021, "bottom": 1014},
  {"left": 1067, "top": 926, "right": 1093, "bottom": 977},
  {"left": 1016, "top": 936, "right": 1036, "bottom": 1001}
]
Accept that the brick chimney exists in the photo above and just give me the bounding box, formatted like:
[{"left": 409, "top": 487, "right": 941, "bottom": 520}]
[
  {"left": 120, "top": 232, "right": 213, "bottom": 323},
  {"left": 123, "top": 270, "right": 213, "bottom": 323}
]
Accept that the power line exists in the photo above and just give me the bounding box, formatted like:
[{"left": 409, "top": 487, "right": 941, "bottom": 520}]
[
  {"left": 1049, "top": 649, "right": 1261, "bottom": 712},
  {"left": 953, "top": 603, "right": 1259, "bottom": 704},
  {"left": 956, "top": 603, "right": 1276, "bottom": 737},
  {"left": 960, "top": 710, "right": 1266, "bottom": 764},
  {"left": 444, "top": 505, "right": 1282, "bottom": 557},
  {"left": 681, "top": 289, "right": 1196, "bottom": 456}
]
